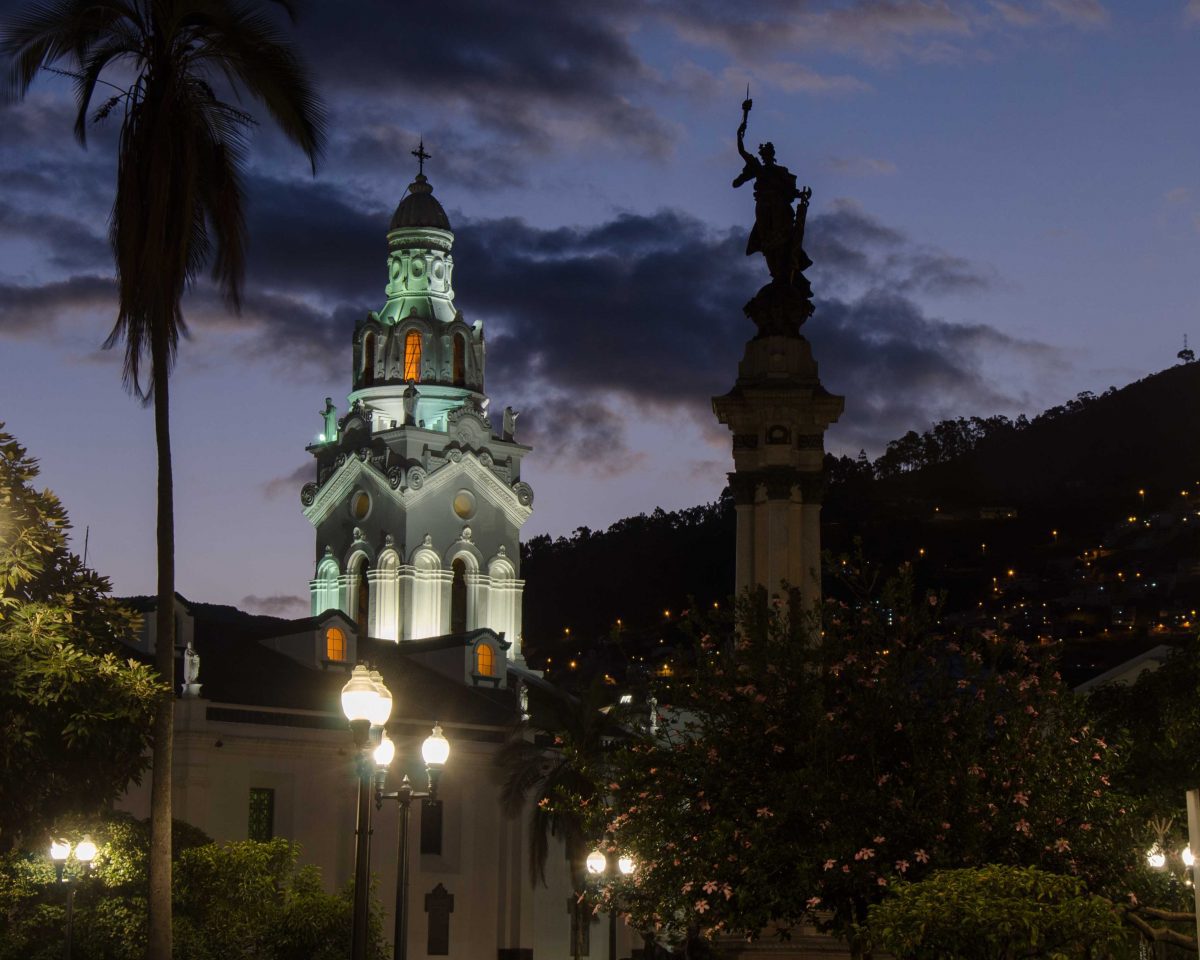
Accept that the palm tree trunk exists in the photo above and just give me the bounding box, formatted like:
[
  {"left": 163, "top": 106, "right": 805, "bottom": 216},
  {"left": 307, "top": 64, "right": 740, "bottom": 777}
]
[{"left": 146, "top": 332, "right": 175, "bottom": 960}]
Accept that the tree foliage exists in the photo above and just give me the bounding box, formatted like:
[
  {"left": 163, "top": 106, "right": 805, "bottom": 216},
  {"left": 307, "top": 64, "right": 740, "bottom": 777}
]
[
  {"left": 562, "top": 568, "right": 1144, "bottom": 953},
  {"left": 868, "top": 866, "right": 1128, "bottom": 960},
  {"left": 0, "top": 427, "right": 163, "bottom": 848}
]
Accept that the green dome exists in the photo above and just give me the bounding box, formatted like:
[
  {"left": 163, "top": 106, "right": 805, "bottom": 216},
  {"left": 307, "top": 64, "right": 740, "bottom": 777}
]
[{"left": 389, "top": 174, "right": 451, "bottom": 232}]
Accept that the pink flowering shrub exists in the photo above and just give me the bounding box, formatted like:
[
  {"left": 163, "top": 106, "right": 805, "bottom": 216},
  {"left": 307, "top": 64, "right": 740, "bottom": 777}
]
[{"left": 581, "top": 565, "right": 1140, "bottom": 952}]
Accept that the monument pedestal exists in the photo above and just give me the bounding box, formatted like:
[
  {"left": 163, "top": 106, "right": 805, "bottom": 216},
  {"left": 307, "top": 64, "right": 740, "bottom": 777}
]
[{"left": 713, "top": 329, "right": 843, "bottom": 614}]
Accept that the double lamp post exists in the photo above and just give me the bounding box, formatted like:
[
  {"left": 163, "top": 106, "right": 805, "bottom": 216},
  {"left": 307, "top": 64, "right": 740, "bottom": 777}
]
[
  {"left": 49, "top": 836, "right": 97, "bottom": 960},
  {"left": 341, "top": 663, "right": 450, "bottom": 960}
]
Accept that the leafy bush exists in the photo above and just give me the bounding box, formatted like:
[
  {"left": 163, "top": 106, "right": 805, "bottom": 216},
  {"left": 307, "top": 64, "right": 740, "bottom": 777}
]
[{"left": 868, "top": 865, "right": 1128, "bottom": 960}]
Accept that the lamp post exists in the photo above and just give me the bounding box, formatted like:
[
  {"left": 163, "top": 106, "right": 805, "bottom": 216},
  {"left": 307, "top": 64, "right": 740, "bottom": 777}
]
[
  {"left": 586, "top": 845, "right": 635, "bottom": 960},
  {"left": 373, "top": 722, "right": 450, "bottom": 960},
  {"left": 49, "top": 836, "right": 97, "bottom": 960},
  {"left": 342, "top": 664, "right": 394, "bottom": 960}
]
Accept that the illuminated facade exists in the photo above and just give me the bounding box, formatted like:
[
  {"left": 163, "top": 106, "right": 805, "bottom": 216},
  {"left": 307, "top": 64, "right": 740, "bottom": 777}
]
[{"left": 301, "top": 169, "right": 532, "bottom": 657}]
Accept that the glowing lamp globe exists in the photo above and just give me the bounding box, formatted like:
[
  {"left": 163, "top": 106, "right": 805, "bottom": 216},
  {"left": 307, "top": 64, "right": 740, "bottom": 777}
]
[
  {"left": 1184, "top": 846, "right": 1196, "bottom": 868},
  {"left": 617, "top": 855, "right": 635, "bottom": 876},
  {"left": 586, "top": 850, "right": 606, "bottom": 875},
  {"left": 50, "top": 839, "right": 70, "bottom": 862},
  {"left": 341, "top": 665, "right": 380, "bottom": 723},
  {"left": 374, "top": 731, "right": 396, "bottom": 769},
  {"left": 1147, "top": 846, "right": 1166, "bottom": 869},
  {"left": 75, "top": 838, "right": 98, "bottom": 863},
  {"left": 422, "top": 723, "right": 450, "bottom": 768},
  {"left": 367, "top": 670, "right": 393, "bottom": 727}
]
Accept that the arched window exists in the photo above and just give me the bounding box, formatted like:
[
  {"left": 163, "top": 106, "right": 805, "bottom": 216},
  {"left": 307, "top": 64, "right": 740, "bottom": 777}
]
[
  {"left": 326, "top": 626, "right": 346, "bottom": 662},
  {"left": 475, "top": 643, "right": 494, "bottom": 677},
  {"left": 452, "top": 333, "right": 466, "bottom": 386},
  {"left": 403, "top": 330, "right": 422, "bottom": 382},
  {"left": 450, "top": 558, "right": 467, "bottom": 633},
  {"left": 363, "top": 333, "right": 376, "bottom": 386}
]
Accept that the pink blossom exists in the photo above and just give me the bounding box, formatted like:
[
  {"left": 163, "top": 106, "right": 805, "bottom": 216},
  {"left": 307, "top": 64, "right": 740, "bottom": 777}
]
[
  {"left": 873, "top": 836, "right": 886, "bottom": 844},
  {"left": 756, "top": 807, "right": 773, "bottom": 818},
  {"left": 695, "top": 899, "right": 709, "bottom": 914},
  {"left": 895, "top": 860, "right": 910, "bottom": 874},
  {"left": 915, "top": 849, "right": 929, "bottom": 863},
  {"left": 854, "top": 848, "right": 876, "bottom": 861},
  {"left": 806, "top": 896, "right": 822, "bottom": 909},
  {"left": 1054, "top": 838, "right": 1071, "bottom": 853},
  {"left": 1015, "top": 819, "right": 1031, "bottom": 835},
  {"left": 823, "top": 860, "right": 836, "bottom": 871}
]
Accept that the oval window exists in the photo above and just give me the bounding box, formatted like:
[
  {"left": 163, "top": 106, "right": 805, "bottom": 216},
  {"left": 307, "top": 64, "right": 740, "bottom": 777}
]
[
  {"left": 452, "top": 490, "right": 476, "bottom": 520},
  {"left": 351, "top": 491, "right": 371, "bottom": 520}
]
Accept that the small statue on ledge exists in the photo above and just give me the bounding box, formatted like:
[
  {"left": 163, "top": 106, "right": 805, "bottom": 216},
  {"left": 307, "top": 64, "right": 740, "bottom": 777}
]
[
  {"left": 320, "top": 398, "right": 338, "bottom": 443},
  {"left": 733, "top": 94, "right": 813, "bottom": 290},
  {"left": 502, "top": 406, "right": 519, "bottom": 441}
]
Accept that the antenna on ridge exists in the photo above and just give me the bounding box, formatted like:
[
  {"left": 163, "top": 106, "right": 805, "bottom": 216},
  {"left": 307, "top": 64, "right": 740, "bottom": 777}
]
[{"left": 1179, "top": 333, "right": 1195, "bottom": 364}]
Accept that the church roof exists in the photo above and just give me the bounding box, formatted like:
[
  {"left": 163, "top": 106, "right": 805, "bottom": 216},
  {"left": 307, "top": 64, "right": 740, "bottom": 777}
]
[{"left": 389, "top": 174, "right": 451, "bottom": 232}]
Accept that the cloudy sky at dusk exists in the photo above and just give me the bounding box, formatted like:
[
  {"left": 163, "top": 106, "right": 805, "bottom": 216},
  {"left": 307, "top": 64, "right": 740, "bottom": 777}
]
[{"left": 1, "top": 0, "right": 1198, "bottom": 616}]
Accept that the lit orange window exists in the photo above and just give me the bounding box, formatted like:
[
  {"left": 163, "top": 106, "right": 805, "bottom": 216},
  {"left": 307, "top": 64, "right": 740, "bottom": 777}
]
[
  {"left": 475, "top": 643, "right": 494, "bottom": 677},
  {"left": 326, "top": 627, "right": 346, "bottom": 662},
  {"left": 403, "top": 331, "right": 422, "bottom": 382}
]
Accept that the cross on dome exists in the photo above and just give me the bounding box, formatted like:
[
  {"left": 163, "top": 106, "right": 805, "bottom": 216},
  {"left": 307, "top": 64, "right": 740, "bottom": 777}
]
[{"left": 412, "top": 138, "right": 431, "bottom": 177}]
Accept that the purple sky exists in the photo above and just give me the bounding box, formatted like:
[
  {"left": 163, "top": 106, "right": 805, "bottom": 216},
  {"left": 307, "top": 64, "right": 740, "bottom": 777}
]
[{"left": 2, "top": 0, "right": 1198, "bottom": 617}]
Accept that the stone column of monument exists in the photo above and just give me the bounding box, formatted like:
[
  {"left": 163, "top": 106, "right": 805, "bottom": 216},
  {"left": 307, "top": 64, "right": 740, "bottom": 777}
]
[{"left": 713, "top": 97, "right": 844, "bottom": 613}]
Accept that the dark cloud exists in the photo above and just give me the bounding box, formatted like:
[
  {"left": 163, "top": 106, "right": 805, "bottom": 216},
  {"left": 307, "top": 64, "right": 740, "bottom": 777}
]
[
  {"left": 0, "top": 275, "right": 114, "bottom": 335},
  {"left": 0, "top": 200, "right": 109, "bottom": 270},
  {"left": 511, "top": 394, "right": 645, "bottom": 475},
  {"left": 296, "top": 1, "right": 673, "bottom": 163},
  {"left": 0, "top": 163, "right": 1045, "bottom": 464},
  {"left": 808, "top": 200, "right": 996, "bottom": 297}
]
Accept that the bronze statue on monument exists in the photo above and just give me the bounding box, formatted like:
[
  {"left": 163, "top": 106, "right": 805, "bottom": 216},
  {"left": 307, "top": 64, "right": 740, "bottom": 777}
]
[{"left": 733, "top": 94, "right": 815, "bottom": 336}]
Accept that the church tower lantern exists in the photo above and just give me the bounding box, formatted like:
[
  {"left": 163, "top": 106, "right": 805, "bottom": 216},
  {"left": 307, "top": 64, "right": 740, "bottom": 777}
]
[
  {"left": 301, "top": 144, "right": 532, "bottom": 659},
  {"left": 713, "top": 98, "right": 844, "bottom": 614}
]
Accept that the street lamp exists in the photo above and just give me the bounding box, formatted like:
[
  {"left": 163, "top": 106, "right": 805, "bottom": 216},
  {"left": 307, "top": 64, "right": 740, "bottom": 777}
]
[
  {"left": 49, "top": 836, "right": 97, "bottom": 960},
  {"left": 375, "top": 722, "right": 451, "bottom": 960},
  {"left": 586, "top": 845, "right": 635, "bottom": 960},
  {"left": 342, "top": 664, "right": 393, "bottom": 960}
]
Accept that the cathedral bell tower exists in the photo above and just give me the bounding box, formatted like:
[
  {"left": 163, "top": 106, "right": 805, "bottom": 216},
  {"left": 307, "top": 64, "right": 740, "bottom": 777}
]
[
  {"left": 300, "top": 146, "right": 533, "bottom": 660},
  {"left": 713, "top": 98, "right": 843, "bottom": 613}
]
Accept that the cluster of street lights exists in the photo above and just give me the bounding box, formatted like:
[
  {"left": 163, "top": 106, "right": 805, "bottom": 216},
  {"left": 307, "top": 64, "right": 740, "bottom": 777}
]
[
  {"left": 340, "top": 664, "right": 450, "bottom": 960},
  {"left": 49, "top": 836, "right": 97, "bottom": 960}
]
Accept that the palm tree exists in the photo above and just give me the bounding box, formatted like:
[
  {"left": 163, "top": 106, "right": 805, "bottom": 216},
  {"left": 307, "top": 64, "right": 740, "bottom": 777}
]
[{"left": 1, "top": 4, "right": 324, "bottom": 956}]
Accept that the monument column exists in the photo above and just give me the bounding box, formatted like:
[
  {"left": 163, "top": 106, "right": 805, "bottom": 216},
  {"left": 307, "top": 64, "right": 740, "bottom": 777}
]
[{"left": 713, "top": 96, "right": 844, "bottom": 614}]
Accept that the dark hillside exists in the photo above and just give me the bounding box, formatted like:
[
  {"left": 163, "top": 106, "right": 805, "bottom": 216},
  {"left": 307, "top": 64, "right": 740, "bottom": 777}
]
[{"left": 521, "top": 362, "right": 1200, "bottom": 680}]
